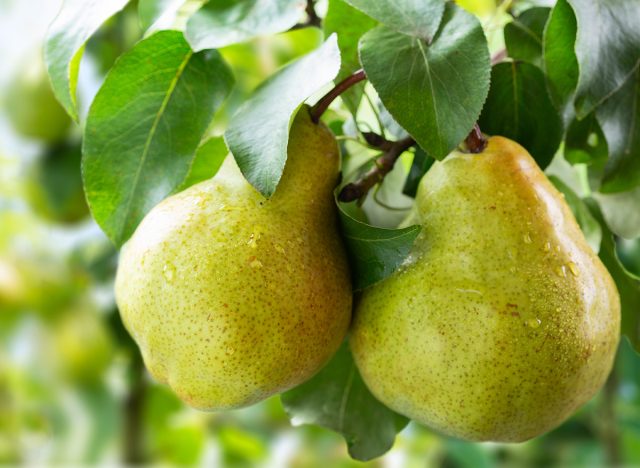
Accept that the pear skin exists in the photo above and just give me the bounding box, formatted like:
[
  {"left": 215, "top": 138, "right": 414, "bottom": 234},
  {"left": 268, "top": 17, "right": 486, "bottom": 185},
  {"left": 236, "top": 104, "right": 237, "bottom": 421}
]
[
  {"left": 115, "top": 108, "right": 352, "bottom": 410},
  {"left": 351, "top": 136, "right": 620, "bottom": 442}
]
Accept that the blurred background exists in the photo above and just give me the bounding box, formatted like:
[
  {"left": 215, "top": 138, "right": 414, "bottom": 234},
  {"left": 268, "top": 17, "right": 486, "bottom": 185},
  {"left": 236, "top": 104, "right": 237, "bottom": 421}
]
[{"left": 2, "top": 0, "right": 640, "bottom": 466}]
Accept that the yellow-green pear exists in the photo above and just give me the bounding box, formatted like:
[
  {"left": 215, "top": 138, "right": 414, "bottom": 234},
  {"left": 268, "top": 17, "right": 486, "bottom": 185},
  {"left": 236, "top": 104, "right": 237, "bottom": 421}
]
[
  {"left": 4, "top": 53, "right": 71, "bottom": 143},
  {"left": 351, "top": 136, "right": 620, "bottom": 442},
  {"left": 115, "top": 107, "right": 352, "bottom": 410}
]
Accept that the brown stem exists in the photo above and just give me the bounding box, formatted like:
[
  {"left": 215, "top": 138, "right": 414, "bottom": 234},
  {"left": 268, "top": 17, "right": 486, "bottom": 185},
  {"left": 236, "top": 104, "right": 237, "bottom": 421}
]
[
  {"left": 338, "top": 136, "right": 415, "bottom": 202},
  {"left": 310, "top": 69, "right": 367, "bottom": 122},
  {"left": 464, "top": 123, "right": 488, "bottom": 153}
]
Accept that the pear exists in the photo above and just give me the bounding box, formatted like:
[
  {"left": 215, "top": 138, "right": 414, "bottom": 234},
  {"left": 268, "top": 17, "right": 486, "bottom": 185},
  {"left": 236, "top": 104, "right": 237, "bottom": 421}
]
[
  {"left": 5, "top": 52, "right": 71, "bottom": 143},
  {"left": 350, "top": 136, "right": 620, "bottom": 442},
  {"left": 115, "top": 107, "right": 352, "bottom": 410}
]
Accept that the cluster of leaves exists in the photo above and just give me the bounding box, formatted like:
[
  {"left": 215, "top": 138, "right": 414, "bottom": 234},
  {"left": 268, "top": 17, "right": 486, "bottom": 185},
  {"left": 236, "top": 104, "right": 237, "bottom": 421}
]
[{"left": 42, "top": 0, "right": 640, "bottom": 461}]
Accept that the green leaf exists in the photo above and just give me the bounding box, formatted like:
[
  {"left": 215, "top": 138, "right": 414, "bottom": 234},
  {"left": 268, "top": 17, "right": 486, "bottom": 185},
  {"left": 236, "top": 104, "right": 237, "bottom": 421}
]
[
  {"left": 478, "top": 62, "right": 562, "bottom": 168},
  {"left": 281, "top": 342, "right": 409, "bottom": 461},
  {"left": 337, "top": 199, "right": 420, "bottom": 290},
  {"left": 176, "top": 137, "right": 228, "bottom": 191},
  {"left": 549, "top": 176, "right": 602, "bottom": 253},
  {"left": 596, "top": 67, "right": 640, "bottom": 194},
  {"left": 345, "top": 0, "right": 444, "bottom": 41},
  {"left": 542, "top": 0, "right": 578, "bottom": 114},
  {"left": 324, "top": 0, "right": 376, "bottom": 115},
  {"left": 594, "top": 186, "right": 640, "bottom": 240},
  {"left": 83, "top": 31, "right": 234, "bottom": 246},
  {"left": 567, "top": 0, "right": 640, "bottom": 118},
  {"left": 403, "top": 147, "right": 433, "bottom": 198},
  {"left": 360, "top": 3, "right": 490, "bottom": 160},
  {"left": 224, "top": 35, "right": 340, "bottom": 198},
  {"left": 564, "top": 113, "right": 608, "bottom": 166},
  {"left": 504, "top": 7, "right": 549, "bottom": 67},
  {"left": 185, "top": 0, "right": 305, "bottom": 52},
  {"left": 45, "top": 0, "right": 130, "bottom": 121},
  {"left": 138, "top": 0, "right": 183, "bottom": 30},
  {"left": 586, "top": 199, "right": 640, "bottom": 353}
]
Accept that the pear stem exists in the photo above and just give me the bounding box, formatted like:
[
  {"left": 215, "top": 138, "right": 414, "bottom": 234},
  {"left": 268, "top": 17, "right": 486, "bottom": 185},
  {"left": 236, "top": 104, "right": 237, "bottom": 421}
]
[
  {"left": 310, "top": 69, "right": 367, "bottom": 122},
  {"left": 464, "top": 124, "right": 488, "bottom": 153},
  {"left": 338, "top": 136, "right": 415, "bottom": 202}
]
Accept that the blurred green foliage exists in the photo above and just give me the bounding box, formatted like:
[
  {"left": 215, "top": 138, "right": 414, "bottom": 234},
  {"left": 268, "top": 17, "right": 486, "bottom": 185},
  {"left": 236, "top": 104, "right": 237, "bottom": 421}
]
[{"left": 1, "top": 0, "right": 639, "bottom": 466}]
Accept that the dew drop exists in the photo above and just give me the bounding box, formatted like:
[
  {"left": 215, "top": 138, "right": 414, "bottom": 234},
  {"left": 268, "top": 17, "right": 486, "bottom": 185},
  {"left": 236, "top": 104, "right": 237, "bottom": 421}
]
[
  {"left": 162, "top": 262, "right": 176, "bottom": 282},
  {"left": 523, "top": 233, "right": 532, "bottom": 244},
  {"left": 544, "top": 242, "right": 551, "bottom": 252},
  {"left": 250, "top": 258, "right": 263, "bottom": 269},
  {"left": 568, "top": 262, "right": 579, "bottom": 276},
  {"left": 556, "top": 265, "right": 566, "bottom": 277},
  {"left": 275, "top": 244, "right": 285, "bottom": 254},
  {"left": 526, "top": 318, "right": 541, "bottom": 329}
]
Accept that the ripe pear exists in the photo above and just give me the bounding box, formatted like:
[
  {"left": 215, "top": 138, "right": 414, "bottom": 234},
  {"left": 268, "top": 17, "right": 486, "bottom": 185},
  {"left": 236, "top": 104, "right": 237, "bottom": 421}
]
[
  {"left": 115, "top": 107, "right": 352, "bottom": 410},
  {"left": 351, "top": 136, "right": 620, "bottom": 442}
]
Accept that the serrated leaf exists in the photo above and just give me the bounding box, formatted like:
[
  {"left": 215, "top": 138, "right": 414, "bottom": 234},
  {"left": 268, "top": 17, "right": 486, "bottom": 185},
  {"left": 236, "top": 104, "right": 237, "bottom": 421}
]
[
  {"left": 138, "top": 0, "right": 184, "bottom": 31},
  {"left": 83, "top": 31, "right": 234, "bottom": 246},
  {"left": 586, "top": 199, "right": 640, "bottom": 353},
  {"left": 403, "top": 147, "right": 434, "bottom": 198},
  {"left": 337, "top": 199, "right": 420, "bottom": 290},
  {"left": 564, "top": 113, "right": 608, "bottom": 166},
  {"left": 45, "top": 0, "right": 130, "bottom": 121},
  {"left": 281, "top": 342, "right": 409, "bottom": 461},
  {"left": 345, "top": 0, "right": 444, "bottom": 41},
  {"left": 504, "top": 7, "right": 549, "bottom": 67},
  {"left": 542, "top": 0, "right": 578, "bottom": 115},
  {"left": 596, "top": 66, "right": 640, "bottom": 194},
  {"left": 224, "top": 35, "right": 340, "bottom": 198},
  {"left": 567, "top": 0, "right": 640, "bottom": 118},
  {"left": 360, "top": 3, "right": 490, "bottom": 160},
  {"left": 176, "top": 137, "right": 228, "bottom": 192},
  {"left": 549, "top": 176, "right": 602, "bottom": 253},
  {"left": 478, "top": 62, "right": 562, "bottom": 169},
  {"left": 594, "top": 186, "right": 640, "bottom": 240},
  {"left": 185, "top": 0, "right": 305, "bottom": 52},
  {"left": 324, "top": 0, "right": 376, "bottom": 115}
]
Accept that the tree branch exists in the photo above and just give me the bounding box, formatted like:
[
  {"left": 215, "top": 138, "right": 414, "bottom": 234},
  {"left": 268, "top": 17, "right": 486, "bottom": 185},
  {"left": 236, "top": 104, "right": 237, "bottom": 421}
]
[
  {"left": 338, "top": 136, "right": 415, "bottom": 202},
  {"left": 310, "top": 69, "right": 367, "bottom": 122}
]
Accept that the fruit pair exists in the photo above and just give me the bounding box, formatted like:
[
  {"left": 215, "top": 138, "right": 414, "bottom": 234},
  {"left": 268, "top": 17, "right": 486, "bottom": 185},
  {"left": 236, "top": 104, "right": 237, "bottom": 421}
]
[{"left": 116, "top": 107, "right": 619, "bottom": 441}]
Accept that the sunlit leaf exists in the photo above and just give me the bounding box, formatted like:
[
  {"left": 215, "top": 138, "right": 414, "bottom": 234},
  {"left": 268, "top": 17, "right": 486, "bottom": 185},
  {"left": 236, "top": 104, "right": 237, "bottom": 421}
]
[
  {"left": 185, "top": 0, "right": 305, "bottom": 51},
  {"left": 83, "top": 31, "right": 234, "bottom": 246},
  {"left": 45, "top": 0, "right": 130, "bottom": 121}
]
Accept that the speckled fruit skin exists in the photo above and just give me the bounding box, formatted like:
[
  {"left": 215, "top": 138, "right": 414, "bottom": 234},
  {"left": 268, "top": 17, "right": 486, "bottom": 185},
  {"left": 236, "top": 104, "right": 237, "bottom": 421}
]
[
  {"left": 351, "top": 137, "right": 620, "bottom": 442},
  {"left": 116, "top": 108, "right": 352, "bottom": 410}
]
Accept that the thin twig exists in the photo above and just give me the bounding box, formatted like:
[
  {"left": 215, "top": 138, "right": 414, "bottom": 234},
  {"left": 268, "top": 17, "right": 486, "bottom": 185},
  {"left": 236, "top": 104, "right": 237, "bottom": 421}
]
[
  {"left": 310, "top": 69, "right": 367, "bottom": 122},
  {"left": 338, "top": 136, "right": 415, "bottom": 202}
]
